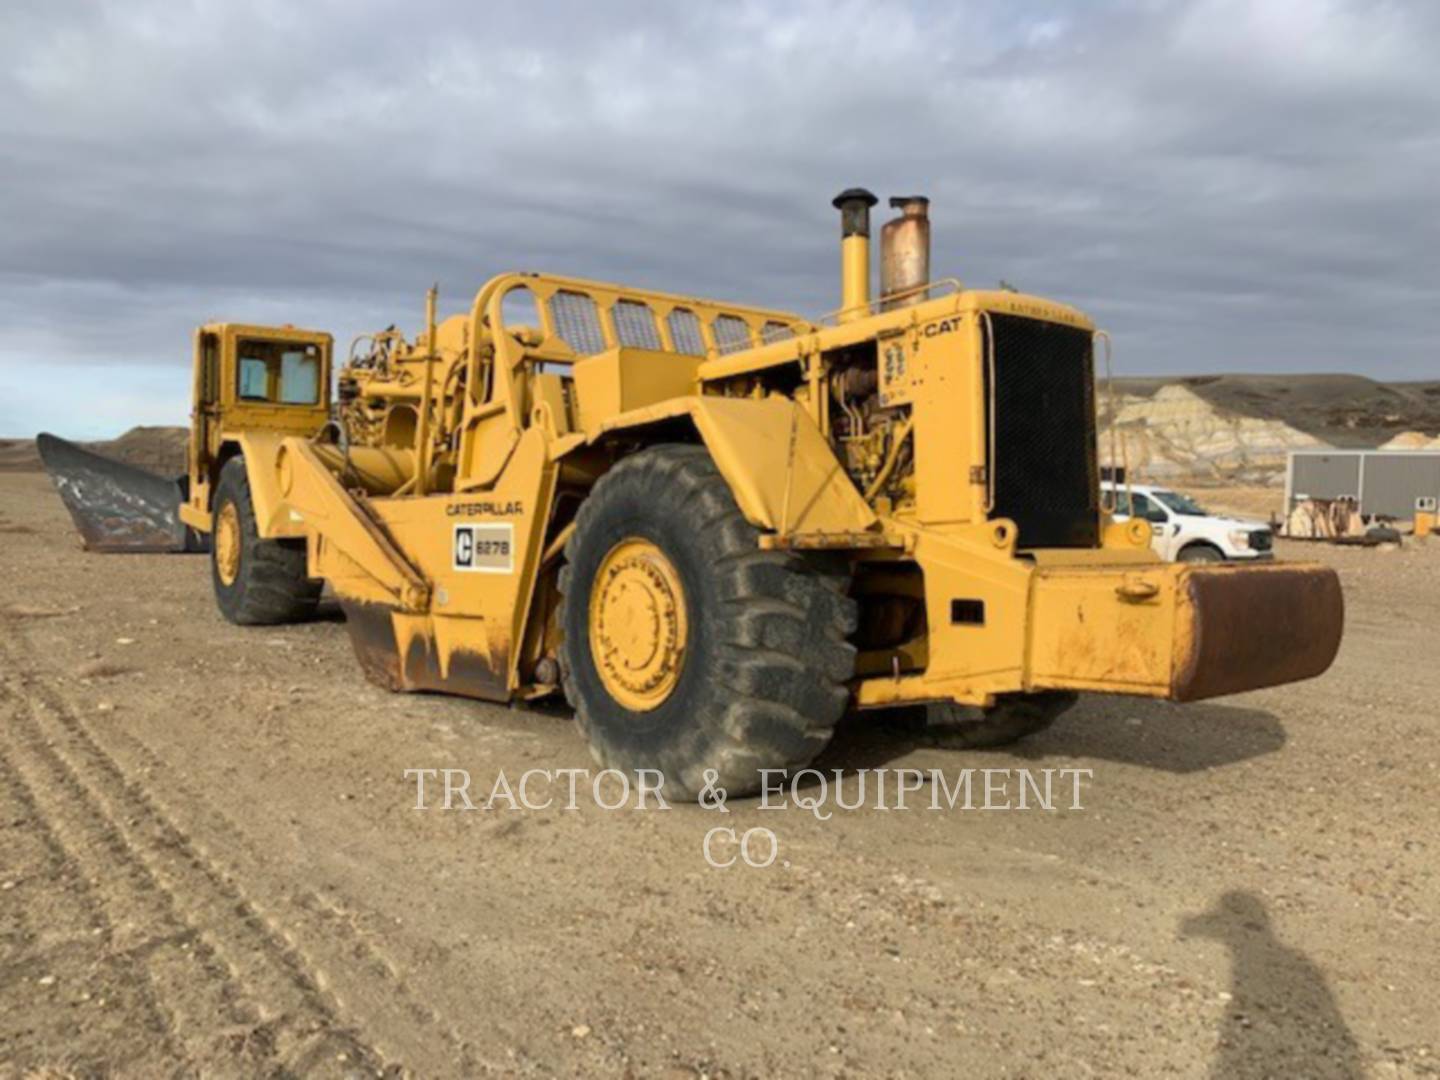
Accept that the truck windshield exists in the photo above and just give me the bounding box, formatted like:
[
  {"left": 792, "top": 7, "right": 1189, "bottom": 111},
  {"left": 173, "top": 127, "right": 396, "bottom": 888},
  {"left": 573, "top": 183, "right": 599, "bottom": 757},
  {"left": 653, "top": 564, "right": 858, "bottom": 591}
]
[
  {"left": 237, "top": 339, "right": 322, "bottom": 405},
  {"left": 1154, "top": 490, "right": 1209, "bottom": 516}
]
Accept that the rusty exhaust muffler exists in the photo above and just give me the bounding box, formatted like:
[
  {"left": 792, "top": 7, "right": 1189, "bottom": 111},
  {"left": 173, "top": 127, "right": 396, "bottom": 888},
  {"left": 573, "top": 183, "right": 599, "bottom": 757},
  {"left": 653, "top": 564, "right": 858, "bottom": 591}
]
[{"left": 880, "top": 195, "right": 930, "bottom": 309}]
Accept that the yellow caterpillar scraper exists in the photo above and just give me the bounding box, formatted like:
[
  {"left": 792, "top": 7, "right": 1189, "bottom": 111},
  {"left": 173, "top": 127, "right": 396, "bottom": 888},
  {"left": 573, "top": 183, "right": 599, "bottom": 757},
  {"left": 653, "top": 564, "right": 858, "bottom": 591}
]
[{"left": 41, "top": 190, "right": 1344, "bottom": 798}]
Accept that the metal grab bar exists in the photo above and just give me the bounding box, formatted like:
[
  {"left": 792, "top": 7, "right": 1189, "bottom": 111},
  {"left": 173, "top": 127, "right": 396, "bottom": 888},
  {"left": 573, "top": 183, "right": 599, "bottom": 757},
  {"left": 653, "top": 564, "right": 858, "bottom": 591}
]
[
  {"left": 1094, "top": 329, "right": 1130, "bottom": 515},
  {"left": 817, "top": 277, "right": 965, "bottom": 327},
  {"left": 980, "top": 311, "right": 997, "bottom": 513}
]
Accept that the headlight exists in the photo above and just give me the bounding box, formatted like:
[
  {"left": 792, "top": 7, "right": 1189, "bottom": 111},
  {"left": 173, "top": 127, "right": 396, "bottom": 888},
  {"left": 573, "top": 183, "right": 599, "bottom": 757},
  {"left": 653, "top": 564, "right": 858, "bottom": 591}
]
[{"left": 1227, "top": 529, "right": 1251, "bottom": 549}]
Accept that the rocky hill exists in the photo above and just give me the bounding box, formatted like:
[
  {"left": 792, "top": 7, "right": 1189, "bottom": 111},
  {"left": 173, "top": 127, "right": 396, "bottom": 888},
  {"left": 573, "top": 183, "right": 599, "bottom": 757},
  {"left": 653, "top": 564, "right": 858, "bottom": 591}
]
[
  {"left": 1100, "top": 374, "right": 1440, "bottom": 486},
  {"left": 1379, "top": 430, "right": 1440, "bottom": 450},
  {"left": 1111, "top": 374, "right": 1440, "bottom": 448}
]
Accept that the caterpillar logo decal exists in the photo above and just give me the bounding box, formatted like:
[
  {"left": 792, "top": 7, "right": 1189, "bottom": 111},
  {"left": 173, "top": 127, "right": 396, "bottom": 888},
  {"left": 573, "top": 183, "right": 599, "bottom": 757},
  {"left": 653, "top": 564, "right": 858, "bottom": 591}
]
[
  {"left": 453, "top": 523, "right": 514, "bottom": 574},
  {"left": 447, "top": 500, "right": 523, "bottom": 517},
  {"left": 922, "top": 317, "right": 963, "bottom": 338}
]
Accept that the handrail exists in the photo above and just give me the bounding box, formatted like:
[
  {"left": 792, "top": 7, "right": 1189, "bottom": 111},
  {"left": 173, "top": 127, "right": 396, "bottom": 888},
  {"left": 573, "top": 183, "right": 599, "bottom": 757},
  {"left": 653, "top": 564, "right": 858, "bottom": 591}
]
[
  {"left": 1095, "top": 329, "right": 1130, "bottom": 515},
  {"left": 817, "top": 277, "right": 964, "bottom": 327},
  {"left": 455, "top": 270, "right": 816, "bottom": 488},
  {"left": 980, "top": 311, "right": 997, "bottom": 513}
]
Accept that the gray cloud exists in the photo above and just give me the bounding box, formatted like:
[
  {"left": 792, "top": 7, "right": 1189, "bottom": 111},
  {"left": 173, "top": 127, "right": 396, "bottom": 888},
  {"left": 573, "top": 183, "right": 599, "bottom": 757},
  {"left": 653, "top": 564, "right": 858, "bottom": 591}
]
[{"left": 2, "top": 0, "right": 1437, "bottom": 436}]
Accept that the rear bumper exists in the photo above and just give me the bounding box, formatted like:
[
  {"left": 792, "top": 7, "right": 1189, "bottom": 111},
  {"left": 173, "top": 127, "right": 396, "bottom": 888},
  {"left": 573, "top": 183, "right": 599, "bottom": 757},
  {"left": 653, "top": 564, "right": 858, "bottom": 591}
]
[{"left": 1026, "top": 562, "right": 1343, "bottom": 702}]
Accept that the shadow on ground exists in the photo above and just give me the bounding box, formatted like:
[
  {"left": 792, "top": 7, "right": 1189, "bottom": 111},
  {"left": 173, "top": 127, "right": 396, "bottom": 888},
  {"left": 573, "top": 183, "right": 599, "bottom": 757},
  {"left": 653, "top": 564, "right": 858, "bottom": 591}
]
[
  {"left": 1182, "top": 890, "right": 1361, "bottom": 1079},
  {"left": 816, "top": 696, "right": 1286, "bottom": 776},
  {"left": 1014, "top": 696, "right": 1287, "bottom": 773}
]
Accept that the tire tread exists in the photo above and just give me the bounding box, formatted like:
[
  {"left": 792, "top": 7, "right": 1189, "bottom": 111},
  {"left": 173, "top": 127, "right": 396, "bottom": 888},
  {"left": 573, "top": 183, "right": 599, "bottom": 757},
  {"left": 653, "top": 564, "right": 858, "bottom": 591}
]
[
  {"left": 558, "top": 444, "right": 856, "bottom": 798},
  {"left": 212, "top": 458, "right": 321, "bottom": 626}
]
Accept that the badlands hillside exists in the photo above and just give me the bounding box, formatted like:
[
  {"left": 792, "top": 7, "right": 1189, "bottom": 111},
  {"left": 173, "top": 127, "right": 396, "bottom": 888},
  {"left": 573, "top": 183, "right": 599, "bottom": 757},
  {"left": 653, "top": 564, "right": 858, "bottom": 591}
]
[{"left": 1101, "top": 374, "right": 1440, "bottom": 486}]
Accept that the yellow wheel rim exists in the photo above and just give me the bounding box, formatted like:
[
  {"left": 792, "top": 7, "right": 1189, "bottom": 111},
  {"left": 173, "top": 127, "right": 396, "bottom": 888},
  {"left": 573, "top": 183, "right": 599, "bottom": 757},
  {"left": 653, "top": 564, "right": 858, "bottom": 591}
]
[
  {"left": 589, "top": 538, "right": 688, "bottom": 711},
  {"left": 215, "top": 501, "right": 242, "bottom": 587}
]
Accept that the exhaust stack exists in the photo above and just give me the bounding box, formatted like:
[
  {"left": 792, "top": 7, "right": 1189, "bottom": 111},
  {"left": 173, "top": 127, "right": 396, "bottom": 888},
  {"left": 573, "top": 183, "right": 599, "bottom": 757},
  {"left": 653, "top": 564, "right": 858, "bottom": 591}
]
[
  {"left": 880, "top": 195, "right": 930, "bottom": 308},
  {"left": 832, "top": 188, "right": 878, "bottom": 322}
]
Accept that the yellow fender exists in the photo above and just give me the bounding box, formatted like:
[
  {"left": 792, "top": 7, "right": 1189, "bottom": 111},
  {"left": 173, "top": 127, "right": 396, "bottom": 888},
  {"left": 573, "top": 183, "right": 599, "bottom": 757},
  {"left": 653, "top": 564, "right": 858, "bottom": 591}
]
[
  {"left": 586, "top": 395, "right": 877, "bottom": 536},
  {"left": 227, "top": 430, "right": 305, "bottom": 539}
]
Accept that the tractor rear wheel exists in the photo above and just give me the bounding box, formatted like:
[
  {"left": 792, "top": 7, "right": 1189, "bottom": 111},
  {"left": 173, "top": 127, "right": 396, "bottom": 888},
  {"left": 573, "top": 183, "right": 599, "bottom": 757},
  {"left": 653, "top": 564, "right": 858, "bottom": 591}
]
[
  {"left": 558, "top": 444, "right": 857, "bottom": 800},
  {"left": 211, "top": 458, "right": 321, "bottom": 625}
]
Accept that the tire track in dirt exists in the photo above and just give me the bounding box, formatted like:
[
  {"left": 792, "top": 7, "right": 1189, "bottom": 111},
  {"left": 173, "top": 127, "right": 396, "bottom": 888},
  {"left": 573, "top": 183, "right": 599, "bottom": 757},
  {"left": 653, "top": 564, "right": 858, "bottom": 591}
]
[
  {"left": 4, "top": 621, "right": 490, "bottom": 1076},
  {"left": 0, "top": 745, "right": 189, "bottom": 1076},
  {"left": 71, "top": 683, "right": 483, "bottom": 1072},
  {"left": 1, "top": 686, "right": 268, "bottom": 1073},
  {"left": 0, "top": 641, "right": 393, "bottom": 1076}
]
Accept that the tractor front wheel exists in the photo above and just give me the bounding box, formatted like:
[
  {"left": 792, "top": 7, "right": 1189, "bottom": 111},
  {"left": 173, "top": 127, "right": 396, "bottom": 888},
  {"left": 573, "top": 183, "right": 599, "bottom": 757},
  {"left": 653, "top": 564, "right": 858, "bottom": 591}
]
[
  {"left": 211, "top": 458, "right": 321, "bottom": 625},
  {"left": 558, "top": 444, "right": 857, "bottom": 800}
]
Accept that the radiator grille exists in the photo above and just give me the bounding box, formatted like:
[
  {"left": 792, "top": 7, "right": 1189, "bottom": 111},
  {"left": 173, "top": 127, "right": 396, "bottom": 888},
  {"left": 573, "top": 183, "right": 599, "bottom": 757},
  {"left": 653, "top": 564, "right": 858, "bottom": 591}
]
[{"left": 987, "top": 314, "right": 1099, "bottom": 548}]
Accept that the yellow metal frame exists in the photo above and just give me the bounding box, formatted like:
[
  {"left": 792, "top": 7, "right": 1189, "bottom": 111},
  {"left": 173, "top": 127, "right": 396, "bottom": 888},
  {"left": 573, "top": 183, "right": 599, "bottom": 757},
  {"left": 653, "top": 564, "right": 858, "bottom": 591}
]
[{"left": 453, "top": 271, "right": 809, "bottom": 491}]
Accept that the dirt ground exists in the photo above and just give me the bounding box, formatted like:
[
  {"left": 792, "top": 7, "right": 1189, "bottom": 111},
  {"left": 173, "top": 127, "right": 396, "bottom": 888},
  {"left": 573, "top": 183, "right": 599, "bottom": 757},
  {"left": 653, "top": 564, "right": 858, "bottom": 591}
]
[{"left": 2, "top": 469, "right": 1437, "bottom": 1079}]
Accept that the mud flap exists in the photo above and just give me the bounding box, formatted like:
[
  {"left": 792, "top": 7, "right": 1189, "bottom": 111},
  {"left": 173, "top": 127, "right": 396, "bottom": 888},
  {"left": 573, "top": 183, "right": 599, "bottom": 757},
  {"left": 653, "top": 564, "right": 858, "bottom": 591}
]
[{"left": 37, "top": 433, "right": 205, "bottom": 553}]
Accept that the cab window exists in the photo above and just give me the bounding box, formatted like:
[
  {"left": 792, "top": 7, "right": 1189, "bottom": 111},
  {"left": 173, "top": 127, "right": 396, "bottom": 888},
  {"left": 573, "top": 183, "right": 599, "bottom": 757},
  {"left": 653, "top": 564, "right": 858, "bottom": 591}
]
[{"left": 237, "top": 339, "right": 322, "bottom": 405}]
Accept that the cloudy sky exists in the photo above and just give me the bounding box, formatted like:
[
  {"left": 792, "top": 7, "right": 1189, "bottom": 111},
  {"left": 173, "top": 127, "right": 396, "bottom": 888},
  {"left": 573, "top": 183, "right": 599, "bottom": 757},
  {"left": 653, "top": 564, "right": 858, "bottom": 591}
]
[{"left": 2, "top": 0, "right": 1437, "bottom": 437}]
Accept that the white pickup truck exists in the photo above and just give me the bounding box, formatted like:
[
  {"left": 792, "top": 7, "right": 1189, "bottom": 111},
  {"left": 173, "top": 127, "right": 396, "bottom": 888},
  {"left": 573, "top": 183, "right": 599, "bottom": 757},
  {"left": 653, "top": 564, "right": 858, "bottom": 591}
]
[{"left": 1102, "top": 482, "right": 1274, "bottom": 563}]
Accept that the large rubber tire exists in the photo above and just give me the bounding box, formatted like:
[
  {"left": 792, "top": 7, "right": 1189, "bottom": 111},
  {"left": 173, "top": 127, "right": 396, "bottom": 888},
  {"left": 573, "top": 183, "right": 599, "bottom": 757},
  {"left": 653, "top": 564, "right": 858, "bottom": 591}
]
[
  {"left": 558, "top": 444, "right": 857, "bottom": 799},
  {"left": 922, "top": 692, "right": 1078, "bottom": 749},
  {"left": 211, "top": 458, "right": 321, "bottom": 625}
]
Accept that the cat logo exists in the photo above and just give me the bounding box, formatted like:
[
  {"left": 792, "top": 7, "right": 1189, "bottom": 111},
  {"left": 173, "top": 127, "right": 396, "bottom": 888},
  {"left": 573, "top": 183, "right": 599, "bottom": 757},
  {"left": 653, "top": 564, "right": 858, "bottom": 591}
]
[{"left": 453, "top": 523, "right": 514, "bottom": 573}]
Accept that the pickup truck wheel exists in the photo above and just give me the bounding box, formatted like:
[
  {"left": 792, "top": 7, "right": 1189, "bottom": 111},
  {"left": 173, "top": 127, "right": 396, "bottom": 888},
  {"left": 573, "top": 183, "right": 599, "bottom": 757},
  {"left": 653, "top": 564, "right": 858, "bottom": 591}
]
[
  {"left": 1178, "top": 542, "right": 1225, "bottom": 563},
  {"left": 922, "top": 692, "right": 1078, "bottom": 749},
  {"left": 211, "top": 458, "right": 321, "bottom": 625},
  {"left": 558, "top": 444, "right": 857, "bottom": 800}
]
